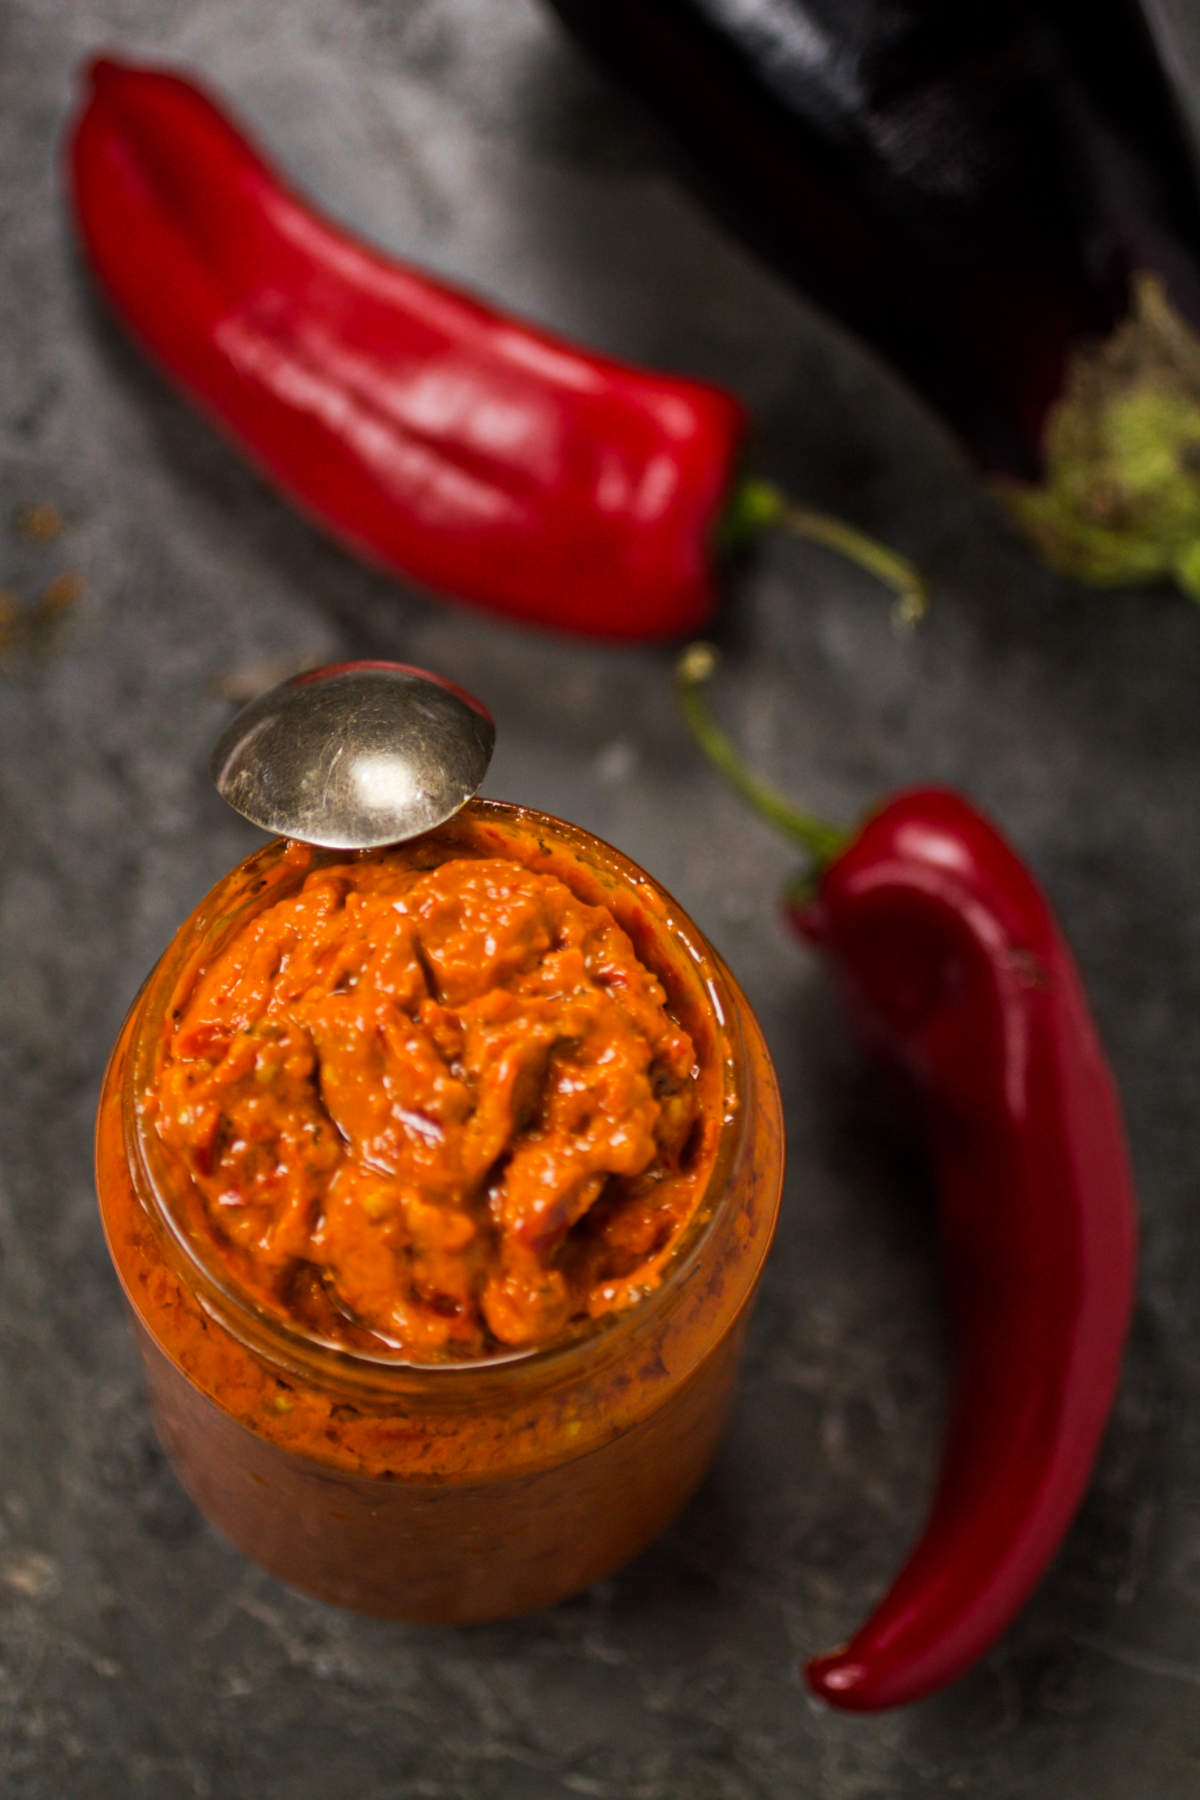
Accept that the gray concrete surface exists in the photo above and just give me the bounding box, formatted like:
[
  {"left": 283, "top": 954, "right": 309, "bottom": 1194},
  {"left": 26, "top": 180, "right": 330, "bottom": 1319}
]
[{"left": 1, "top": 2, "right": 1198, "bottom": 1795}]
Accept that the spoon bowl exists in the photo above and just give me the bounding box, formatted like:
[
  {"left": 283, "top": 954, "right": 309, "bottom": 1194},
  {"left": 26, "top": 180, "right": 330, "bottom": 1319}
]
[{"left": 210, "top": 660, "right": 496, "bottom": 849}]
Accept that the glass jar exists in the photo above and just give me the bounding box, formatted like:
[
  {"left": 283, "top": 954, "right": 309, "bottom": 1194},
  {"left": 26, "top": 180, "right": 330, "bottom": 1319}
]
[{"left": 95, "top": 801, "right": 784, "bottom": 1622}]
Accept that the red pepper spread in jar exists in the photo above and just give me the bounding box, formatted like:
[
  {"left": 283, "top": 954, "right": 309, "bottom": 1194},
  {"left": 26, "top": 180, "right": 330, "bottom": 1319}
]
[{"left": 146, "top": 844, "right": 714, "bottom": 1361}]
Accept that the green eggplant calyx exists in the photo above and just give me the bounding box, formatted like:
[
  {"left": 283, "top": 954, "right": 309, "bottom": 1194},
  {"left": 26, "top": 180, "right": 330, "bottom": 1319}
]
[{"left": 997, "top": 274, "right": 1200, "bottom": 601}]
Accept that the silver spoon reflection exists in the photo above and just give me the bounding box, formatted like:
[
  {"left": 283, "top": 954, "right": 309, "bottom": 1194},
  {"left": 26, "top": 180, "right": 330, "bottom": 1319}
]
[{"left": 210, "top": 660, "right": 496, "bottom": 849}]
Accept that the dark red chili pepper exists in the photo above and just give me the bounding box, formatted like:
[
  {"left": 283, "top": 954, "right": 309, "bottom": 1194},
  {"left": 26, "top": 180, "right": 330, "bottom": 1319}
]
[
  {"left": 677, "top": 645, "right": 1138, "bottom": 1711},
  {"left": 67, "top": 56, "right": 924, "bottom": 640}
]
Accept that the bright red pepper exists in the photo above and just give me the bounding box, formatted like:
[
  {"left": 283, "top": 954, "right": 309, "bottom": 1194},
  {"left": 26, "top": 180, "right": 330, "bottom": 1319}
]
[
  {"left": 68, "top": 56, "right": 924, "bottom": 640},
  {"left": 678, "top": 647, "right": 1138, "bottom": 1711}
]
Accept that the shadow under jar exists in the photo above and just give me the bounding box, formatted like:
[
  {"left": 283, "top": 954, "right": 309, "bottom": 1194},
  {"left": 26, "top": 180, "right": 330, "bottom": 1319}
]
[{"left": 94, "top": 800, "right": 784, "bottom": 1623}]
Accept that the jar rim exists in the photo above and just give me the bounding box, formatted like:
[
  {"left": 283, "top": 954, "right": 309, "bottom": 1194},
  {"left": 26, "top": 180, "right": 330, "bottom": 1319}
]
[{"left": 121, "top": 800, "right": 751, "bottom": 1403}]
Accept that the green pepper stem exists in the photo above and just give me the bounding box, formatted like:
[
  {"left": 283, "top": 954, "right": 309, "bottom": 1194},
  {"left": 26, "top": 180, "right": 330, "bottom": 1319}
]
[
  {"left": 675, "top": 643, "right": 852, "bottom": 877},
  {"left": 725, "top": 477, "right": 928, "bottom": 626}
]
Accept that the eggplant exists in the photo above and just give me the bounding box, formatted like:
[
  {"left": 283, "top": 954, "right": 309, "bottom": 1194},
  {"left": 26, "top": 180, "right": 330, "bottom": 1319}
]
[{"left": 544, "top": 0, "right": 1200, "bottom": 598}]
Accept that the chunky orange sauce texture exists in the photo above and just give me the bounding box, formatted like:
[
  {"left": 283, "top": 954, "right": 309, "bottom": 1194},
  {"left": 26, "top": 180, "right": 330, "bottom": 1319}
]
[{"left": 146, "top": 843, "right": 716, "bottom": 1360}]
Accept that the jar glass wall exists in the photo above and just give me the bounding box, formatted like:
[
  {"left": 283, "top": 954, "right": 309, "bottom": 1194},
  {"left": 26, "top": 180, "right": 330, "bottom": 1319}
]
[{"left": 95, "top": 801, "right": 784, "bottom": 1622}]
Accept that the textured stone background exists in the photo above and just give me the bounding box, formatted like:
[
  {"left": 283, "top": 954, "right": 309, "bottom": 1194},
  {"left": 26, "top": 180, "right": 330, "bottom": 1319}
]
[{"left": 2, "top": 2, "right": 1198, "bottom": 1795}]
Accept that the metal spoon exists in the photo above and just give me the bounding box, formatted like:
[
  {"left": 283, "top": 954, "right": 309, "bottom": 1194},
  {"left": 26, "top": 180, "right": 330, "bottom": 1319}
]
[{"left": 210, "top": 660, "right": 496, "bottom": 849}]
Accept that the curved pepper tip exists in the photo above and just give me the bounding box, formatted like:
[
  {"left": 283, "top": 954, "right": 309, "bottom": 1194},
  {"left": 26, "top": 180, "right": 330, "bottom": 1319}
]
[
  {"left": 82, "top": 52, "right": 162, "bottom": 108},
  {"left": 83, "top": 53, "right": 127, "bottom": 91},
  {"left": 804, "top": 1650, "right": 872, "bottom": 1710}
]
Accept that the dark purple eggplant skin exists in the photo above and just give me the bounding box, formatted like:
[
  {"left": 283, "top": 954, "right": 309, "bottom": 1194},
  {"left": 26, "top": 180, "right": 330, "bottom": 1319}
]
[{"left": 543, "top": 0, "right": 1200, "bottom": 479}]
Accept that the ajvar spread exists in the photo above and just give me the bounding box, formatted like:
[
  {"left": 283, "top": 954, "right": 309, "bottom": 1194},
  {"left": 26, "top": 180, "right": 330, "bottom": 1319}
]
[
  {"left": 97, "top": 804, "right": 784, "bottom": 1618},
  {"left": 145, "top": 839, "right": 717, "bottom": 1362}
]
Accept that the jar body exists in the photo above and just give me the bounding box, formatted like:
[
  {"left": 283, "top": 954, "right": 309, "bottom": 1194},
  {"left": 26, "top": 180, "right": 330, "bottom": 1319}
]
[
  {"left": 129, "top": 1310, "right": 746, "bottom": 1621},
  {"left": 95, "top": 805, "right": 784, "bottom": 1622}
]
